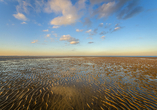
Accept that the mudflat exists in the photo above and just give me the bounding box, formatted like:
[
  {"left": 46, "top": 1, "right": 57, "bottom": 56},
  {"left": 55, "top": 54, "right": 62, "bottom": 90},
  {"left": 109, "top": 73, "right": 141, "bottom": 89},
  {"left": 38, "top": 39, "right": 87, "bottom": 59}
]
[{"left": 0, "top": 57, "right": 157, "bottom": 110}]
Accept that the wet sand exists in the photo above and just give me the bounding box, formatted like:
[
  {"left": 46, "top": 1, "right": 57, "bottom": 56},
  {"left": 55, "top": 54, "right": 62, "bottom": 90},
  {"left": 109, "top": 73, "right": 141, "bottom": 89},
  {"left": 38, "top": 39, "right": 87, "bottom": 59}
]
[{"left": 0, "top": 57, "right": 157, "bottom": 110}]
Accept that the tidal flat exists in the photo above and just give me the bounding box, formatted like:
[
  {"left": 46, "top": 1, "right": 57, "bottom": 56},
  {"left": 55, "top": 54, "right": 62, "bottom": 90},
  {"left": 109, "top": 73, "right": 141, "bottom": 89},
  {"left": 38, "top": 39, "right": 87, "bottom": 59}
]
[{"left": 0, "top": 57, "right": 157, "bottom": 110}]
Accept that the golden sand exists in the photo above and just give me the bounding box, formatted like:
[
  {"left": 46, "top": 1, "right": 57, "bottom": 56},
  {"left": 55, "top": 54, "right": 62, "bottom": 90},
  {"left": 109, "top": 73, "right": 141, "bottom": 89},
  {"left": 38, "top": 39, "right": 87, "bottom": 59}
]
[{"left": 0, "top": 57, "right": 157, "bottom": 110}]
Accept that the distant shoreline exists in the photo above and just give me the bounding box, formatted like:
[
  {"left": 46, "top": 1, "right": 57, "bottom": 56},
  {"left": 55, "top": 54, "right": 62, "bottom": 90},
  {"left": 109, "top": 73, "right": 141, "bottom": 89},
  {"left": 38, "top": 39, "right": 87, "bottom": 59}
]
[
  {"left": 0, "top": 56, "right": 157, "bottom": 60},
  {"left": 0, "top": 56, "right": 157, "bottom": 57}
]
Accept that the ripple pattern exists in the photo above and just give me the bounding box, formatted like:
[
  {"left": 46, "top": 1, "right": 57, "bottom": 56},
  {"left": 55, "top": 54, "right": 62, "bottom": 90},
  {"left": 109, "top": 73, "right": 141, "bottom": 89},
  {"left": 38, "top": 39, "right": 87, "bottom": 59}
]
[{"left": 0, "top": 57, "right": 157, "bottom": 110}]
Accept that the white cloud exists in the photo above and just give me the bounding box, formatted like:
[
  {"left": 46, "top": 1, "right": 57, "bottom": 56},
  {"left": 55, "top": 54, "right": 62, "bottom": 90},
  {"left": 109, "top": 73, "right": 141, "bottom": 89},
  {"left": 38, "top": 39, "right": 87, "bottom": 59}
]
[
  {"left": 70, "top": 41, "right": 79, "bottom": 44},
  {"left": 21, "top": 22, "right": 27, "bottom": 24},
  {"left": 15, "top": 0, "right": 32, "bottom": 14},
  {"left": 31, "top": 40, "right": 38, "bottom": 43},
  {"left": 111, "top": 26, "right": 122, "bottom": 32},
  {"left": 13, "top": 13, "right": 27, "bottom": 21},
  {"left": 101, "top": 36, "right": 105, "bottom": 39},
  {"left": 60, "top": 35, "right": 79, "bottom": 44},
  {"left": 114, "top": 27, "right": 121, "bottom": 31},
  {"left": 43, "top": 29, "right": 49, "bottom": 32},
  {"left": 50, "top": 13, "right": 79, "bottom": 25},
  {"left": 45, "top": 0, "right": 85, "bottom": 25},
  {"left": 86, "top": 29, "right": 92, "bottom": 33},
  {"left": 60, "top": 35, "right": 72, "bottom": 41},
  {"left": 52, "top": 25, "right": 60, "bottom": 28},
  {"left": 76, "top": 29, "right": 83, "bottom": 32},
  {"left": 96, "top": 1, "right": 116, "bottom": 18},
  {"left": 46, "top": 34, "right": 51, "bottom": 37}
]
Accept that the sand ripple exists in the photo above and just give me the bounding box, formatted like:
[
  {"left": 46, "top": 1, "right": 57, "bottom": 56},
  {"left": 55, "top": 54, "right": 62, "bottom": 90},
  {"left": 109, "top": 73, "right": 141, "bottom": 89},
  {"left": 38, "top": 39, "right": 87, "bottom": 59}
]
[{"left": 0, "top": 57, "right": 157, "bottom": 110}]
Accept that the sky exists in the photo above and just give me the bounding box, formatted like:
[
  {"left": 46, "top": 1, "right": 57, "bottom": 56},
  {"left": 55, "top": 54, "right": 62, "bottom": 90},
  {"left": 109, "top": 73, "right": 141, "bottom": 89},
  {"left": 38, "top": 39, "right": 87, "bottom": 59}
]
[{"left": 0, "top": 0, "right": 157, "bottom": 56}]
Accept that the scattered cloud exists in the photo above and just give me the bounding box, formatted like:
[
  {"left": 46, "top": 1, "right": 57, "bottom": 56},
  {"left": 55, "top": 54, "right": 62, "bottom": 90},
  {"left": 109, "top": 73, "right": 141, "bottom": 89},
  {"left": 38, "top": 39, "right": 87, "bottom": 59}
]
[
  {"left": 76, "top": 29, "right": 83, "bottom": 32},
  {"left": 147, "top": 8, "right": 157, "bottom": 12},
  {"left": 90, "top": 0, "right": 108, "bottom": 5},
  {"left": 101, "top": 36, "right": 105, "bottom": 39},
  {"left": 91, "top": 0, "right": 129, "bottom": 19},
  {"left": 93, "top": 28, "right": 98, "bottom": 34},
  {"left": 33, "top": 20, "right": 41, "bottom": 26},
  {"left": 117, "top": 0, "right": 143, "bottom": 20},
  {"left": 95, "top": 1, "right": 116, "bottom": 18},
  {"left": 88, "top": 42, "right": 94, "bottom": 44},
  {"left": 75, "top": 0, "right": 86, "bottom": 11},
  {"left": 115, "top": 27, "right": 121, "bottom": 30},
  {"left": 91, "top": 0, "right": 142, "bottom": 20},
  {"left": 87, "top": 37, "right": 93, "bottom": 39},
  {"left": 99, "top": 23, "right": 103, "bottom": 27},
  {"left": 83, "top": 18, "right": 92, "bottom": 27},
  {"left": 11, "top": 0, "right": 143, "bottom": 26},
  {"left": 45, "top": 0, "right": 86, "bottom": 26},
  {"left": 52, "top": 25, "right": 60, "bottom": 28},
  {"left": 46, "top": 34, "right": 51, "bottom": 37},
  {"left": 50, "top": 38, "right": 54, "bottom": 42},
  {"left": 13, "top": 13, "right": 27, "bottom": 21},
  {"left": 60, "top": 35, "right": 73, "bottom": 40},
  {"left": 53, "top": 33, "right": 58, "bottom": 37},
  {"left": 105, "top": 23, "right": 111, "bottom": 28},
  {"left": 90, "top": 28, "right": 98, "bottom": 36},
  {"left": 113, "top": 27, "right": 121, "bottom": 32},
  {"left": 60, "top": 35, "right": 79, "bottom": 44},
  {"left": 15, "top": 0, "right": 32, "bottom": 14},
  {"left": 123, "top": 7, "right": 143, "bottom": 20},
  {"left": 115, "top": 23, "right": 119, "bottom": 27},
  {"left": 99, "top": 31, "right": 107, "bottom": 35},
  {"left": 86, "top": 29, "right": 92, "bottom": 33},
  {"left": 70, "top": 41, "right": 79, "bottom": 44},
  {"left": 43, "top": 29, "right": 49, "bottom": 32},
  {"left": 51, "top": 31, "right": 58, "bottom": 37},
  {"left": 21, "top": 22, "right": 27, "bottom": 24},
  {"left": 34, "top": 0, "right": 45, "bottom": 13},
  {"left": 31, "top": 40, "right": 38, "bottom": 43},
  {"left": 49, "top": 11, "right": 79, "bottom": 26}
]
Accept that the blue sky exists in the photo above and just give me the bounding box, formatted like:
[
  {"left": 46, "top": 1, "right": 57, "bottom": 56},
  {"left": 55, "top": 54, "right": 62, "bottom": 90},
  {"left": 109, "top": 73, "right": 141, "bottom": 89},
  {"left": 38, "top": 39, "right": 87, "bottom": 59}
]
[{"left": 0, "top": 0, "right": 157, "bottom": 56}]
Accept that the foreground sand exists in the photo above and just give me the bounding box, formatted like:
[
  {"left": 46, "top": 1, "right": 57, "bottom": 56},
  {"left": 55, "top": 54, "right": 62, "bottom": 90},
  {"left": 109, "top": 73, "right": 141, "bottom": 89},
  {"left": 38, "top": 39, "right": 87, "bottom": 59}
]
[{"left": 0, "top": 57, "right": 157, "bottom": 110}]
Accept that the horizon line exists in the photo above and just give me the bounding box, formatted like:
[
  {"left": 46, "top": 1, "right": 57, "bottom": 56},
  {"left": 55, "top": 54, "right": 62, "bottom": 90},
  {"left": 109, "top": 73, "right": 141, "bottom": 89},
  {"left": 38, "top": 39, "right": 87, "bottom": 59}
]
[{"left": 0, "top": 55, "right": 157, "bottom": 57}]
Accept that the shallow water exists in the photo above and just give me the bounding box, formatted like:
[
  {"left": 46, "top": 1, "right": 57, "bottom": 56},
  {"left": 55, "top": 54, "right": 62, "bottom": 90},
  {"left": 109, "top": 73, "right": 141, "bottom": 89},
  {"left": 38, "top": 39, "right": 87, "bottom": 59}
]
[{"left": 0, "top": 57, "right": 157, "bottom": 110}]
